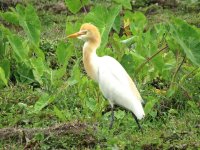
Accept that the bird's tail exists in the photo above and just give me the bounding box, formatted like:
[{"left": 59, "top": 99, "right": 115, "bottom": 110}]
[{"left": 132, "top": 100, "right": 145, "bottom": 120}]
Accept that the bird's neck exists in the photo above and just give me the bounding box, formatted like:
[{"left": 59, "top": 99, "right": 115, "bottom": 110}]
[{"left": 83, "top": 41, "right": 99, "bottom": 81}]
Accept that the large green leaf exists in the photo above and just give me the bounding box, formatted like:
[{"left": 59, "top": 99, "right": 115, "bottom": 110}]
[
  {"left": 32, "top": 93, "right": 55, "bottom": 113},
  {"left": 30, "top": 58, "right": 45, "bottom": 84},
  {"left": 124, "top": 11, "right": 147, "bottom": 35},
  {"left": 16, "top": 4, "right": 41, "bottom": 46},
  {"left": 0, "top": 11, "right": 19, "bottom": 25},
  {"left": 66, "top": 21, "right": 83, "bottom": 50},
  {"left": 112, "top": 33, "right": 127, "bottom": 60},
  {"left": 65, "top": 0, "right": 89, "bottom": 14},
  {"left": 15, "top": 63, "right": 34, "bottom": 83},
  {"left": 7, "top": 34, "right": 29, "bottom": 62},
  {"left": 45, "top": 67, "right": 66, "bottom": 88},
  {"left": 170, "top": 18, "right": 200, "bottom": 66},
  {"left": 113, "top": 15, "right": 121, "bottom": 34},
  {"left": 34, "top": 47, "right": 45, "bottom": 61},
  {"left": 0, "top": 30, "right": 6, "bottom": 57},
  {"left": 0, "top": 67, "right": 8, "bottom": 86},
  {"left": 113, "top": 0, "right": 132, "bottom": 9},
  {"left": 0, "top": 59, "right": 10, "bottom": 80},
  {"left": 66, "top": 21, "right": 82, "bottom": 36},
  {"left": 0, "top": 24, "right": 12, "bottom": 37},
  {"left": 56, "top": 42, "right": 73, "bottom": 66},
  {"left": 67, "top": 60, "right": 81, "bottom": 86},
  {"left": 121, "top": 52, "right": 145, "bottom": 76},
  {"left": 84, "top": 5, "right": 121, "bottom": 50},
  {"left": 146, "top": 29, "right": 165, "bottom": 75},
  {"left": 52, "top": 68, "right": 66, "bottom": 82}
]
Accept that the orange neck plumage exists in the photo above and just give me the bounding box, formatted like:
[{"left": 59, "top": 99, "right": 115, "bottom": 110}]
[{"left": 83, "top": 41, "right": 99, "bottom": 81}]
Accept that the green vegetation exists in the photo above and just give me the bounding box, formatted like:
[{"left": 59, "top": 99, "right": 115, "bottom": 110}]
[{"left": 0, "top": 0, "right": 199, "bottom": 149}]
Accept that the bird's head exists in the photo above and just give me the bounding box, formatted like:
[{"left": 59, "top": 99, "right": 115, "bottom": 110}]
[{"left": 67, "top": 23, "right": 101, "bottom": 46}]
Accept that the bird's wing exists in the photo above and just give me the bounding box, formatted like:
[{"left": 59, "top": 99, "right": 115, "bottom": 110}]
[{"left": 98, "top": 56, "right": 143, "bottom": 103}]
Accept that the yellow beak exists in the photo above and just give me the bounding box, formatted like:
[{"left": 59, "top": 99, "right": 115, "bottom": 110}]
[{"left": 67, "top": 31, "right": 85, "bottom": 38}]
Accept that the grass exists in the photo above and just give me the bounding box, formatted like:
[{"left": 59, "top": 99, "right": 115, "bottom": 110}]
[
  {"left": 0, "top": 83, "right": 199, "bottom": 149},
  {"left": 0, "top": 1, "right": 200, "bottom": 149}
]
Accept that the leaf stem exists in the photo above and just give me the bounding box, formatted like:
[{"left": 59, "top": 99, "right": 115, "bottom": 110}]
[
  {"left": 80, "top": 0, "right": 87, "bottom": 13},
  {"left": 135, "top": 45, "right": 168, "bottom": 76},
  {"left": 170, "top": 55, "right": 186, "bottom": 88},
  {"left": 180, "top": 67, "right": 199, "bottom": 84}
]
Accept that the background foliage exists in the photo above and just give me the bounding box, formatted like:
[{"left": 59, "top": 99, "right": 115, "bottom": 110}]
[{"left": 0, "top": 0, "right": 199, "bottom": 149}]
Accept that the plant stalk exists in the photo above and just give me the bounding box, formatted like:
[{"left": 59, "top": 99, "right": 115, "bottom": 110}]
[
  {"left": 135, "top": 45, "right": 168, "bottom": 76},
  {"left": 170, "top": 55, "right": 186, "bottom": 88},
  {"left": 80, "top": 0, "right": 87, "bottom": 13}
]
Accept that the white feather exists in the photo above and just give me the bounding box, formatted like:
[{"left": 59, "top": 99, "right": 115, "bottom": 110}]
[{"left": 97, "top": 56, "right": 145, "bottom": 120}]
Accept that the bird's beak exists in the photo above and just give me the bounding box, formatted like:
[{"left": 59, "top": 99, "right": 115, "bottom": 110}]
[{"left": 67, "top": 31, "right": 85, "bottom": 38}]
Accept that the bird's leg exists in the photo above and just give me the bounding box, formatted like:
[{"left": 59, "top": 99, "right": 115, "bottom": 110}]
[
  {"left": 109, "top": 106, "right": 114, "bottom": 129},
  {"left": 132, "top": 113, "right": 143, "bottom": 133}
]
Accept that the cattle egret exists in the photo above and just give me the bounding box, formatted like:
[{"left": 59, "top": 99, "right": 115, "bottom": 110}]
[{"left": 67, "top": 23, "right": 145, "bottom": 131}]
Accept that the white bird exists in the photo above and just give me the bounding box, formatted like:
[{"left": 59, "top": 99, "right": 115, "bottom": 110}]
[{"left": 67, "top": 23, "right": 145, "bottom": 131}]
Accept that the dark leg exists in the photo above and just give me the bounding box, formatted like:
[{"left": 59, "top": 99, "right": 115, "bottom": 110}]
[
  {"left": 132, "top": 113, "right": 143, "bottom": 133},
  {"left": 109, "top": 106, "right": 114, "bottom": 129}
]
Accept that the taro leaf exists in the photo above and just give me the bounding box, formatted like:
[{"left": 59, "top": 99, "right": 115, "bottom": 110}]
[
  {"left": 7, "top": 34, "right": 29, "bottom": 62},
  {"left": 0, "top": 59, "right": 10, "bottom": 80},
  {"left": 34, "top": 47, "right": 45, "bottom": 61},
  {"left": 16, "top": 4, "right": 25, "bottom": 16},
  {"left": 121, "top": 52, "right": 145, "bottom": 75},
  {"left": 15, "top": 63, "right": 34, "bottom": 83},
  {"left": 56, "top": 42, "right": 73, "bottom": 66},
  {"left": 84, "top": 5, "right": 121, "bottom": 50},
  {"left": 65, "top": 0, "right": 89, "bottom": 14},
  {"left": 121, "top": 36, "right": 136, "bottom": 45},
  {"left": 66, "top": 21, "right": 83, "bottom": 49},
  {"left": 0, "top": 24, "right": 12, "bottom": 37},
  {"left": 30, "top": 57, "right": 45, "bottom": 84},
  {"left": 0, "top": 30, "right": 4, "bottom": 55},
  {"left": 32, "top": 93, "right": 55, "bottom": 113},
  {"left": 121, "top": 53, "right": 135, "bottom": 75},
  {"left": 166, "top": 35, "right": 180, "bottom": 54},
  {"left": 66, "top": 21, "right": 82, "bottom": 36},
  {"left": 0, "top": 67, "right": 8, "bottom": 86},
  {"left": 162, "top": 51, "right": 176, "bottom": 80},
  {"left": 67, "top": 60, "right": 81, "bottom": 86},
  {"left": 113, "top": 15, "right": 121, "bottom": 34},
  {"left": 65, "top": 0, "right": 81, "bottom": 14},
  {"left": 48, "top": 68, "right": 66, "bottom": 87},
  {"left": 52, "top": 68, "right": 66, "bottom": 81},
  {"left": 130, "top": 12, "right": 147, "bottom": 34},
  {"left": 0, "top": 30, "right": 7, "bottom": 57},
  {"left": 0, "top": 11, "right": 19, "bottom": 25},
  {"left": 125, "top": 11, "right": 147, "bottom": 35},
  {"left": 16, "top": 4, "right": 41, "bottom": 46},
  {"left": 112, "top": 33, "right": 127, "bottom": 60},
  {"left": 113, "top": 0, "right": 132, "bottom": 9},
  {"left": 131, "top": 52, "right": 146, "bottom": 67},
  {"left": 170, "top": 18, "right": 200, "bottom": 66}
]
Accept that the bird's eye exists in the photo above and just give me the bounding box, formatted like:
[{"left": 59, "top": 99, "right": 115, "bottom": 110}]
[{"left": 82, "top": 30, "right": 87, "bottom": 35}]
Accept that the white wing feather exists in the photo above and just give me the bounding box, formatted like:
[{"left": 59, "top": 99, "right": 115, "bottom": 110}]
[{"left": 98, "top": 56, "right": 145, "bottom": 119}]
